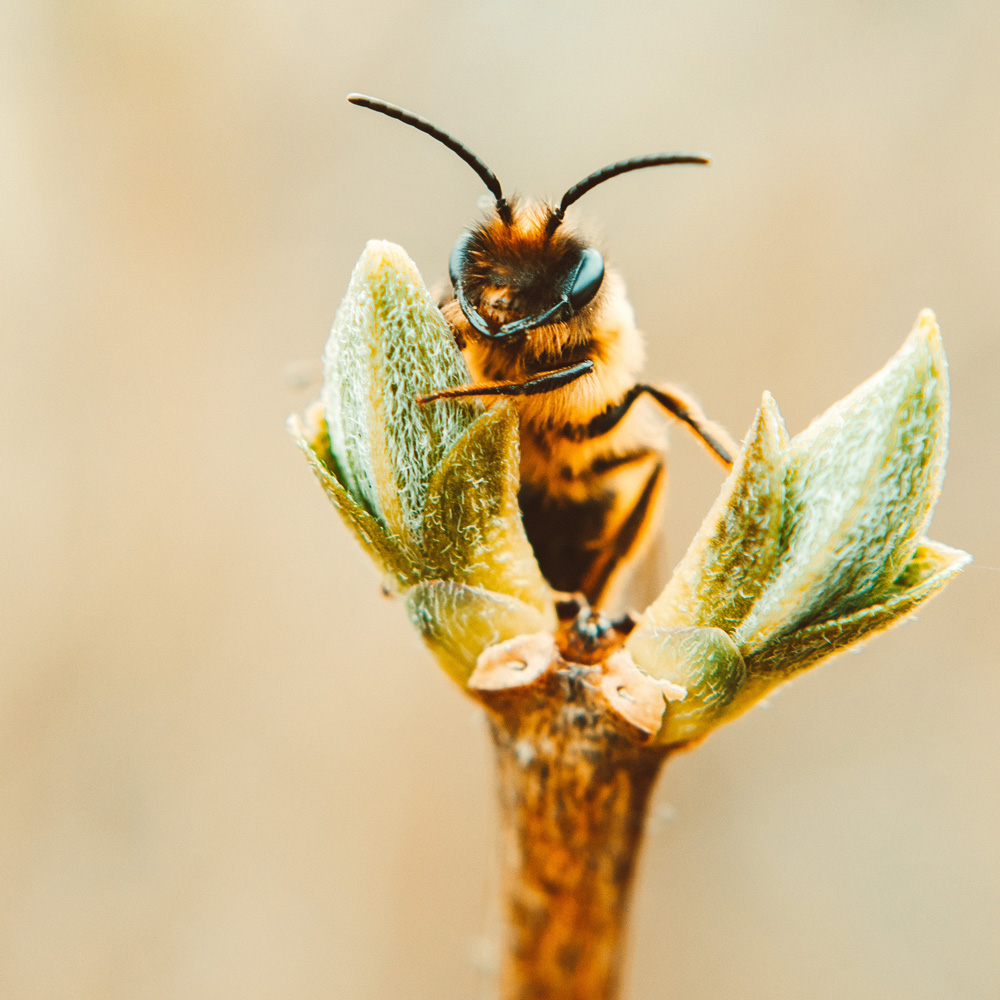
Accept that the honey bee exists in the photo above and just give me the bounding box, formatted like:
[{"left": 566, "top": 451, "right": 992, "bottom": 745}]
[{"left": 348, "top": 94, "right": 735, "bottom": 607}]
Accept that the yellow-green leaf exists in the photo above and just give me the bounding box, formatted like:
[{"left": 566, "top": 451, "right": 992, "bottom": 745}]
[
  {"left": 627, "top": 625, "right": 747, "bottom": 746},
  {"left": 736, "top": 311, "right": 949, "bottom": 654},
  {"left": 421, "top": 402, "right": 550, "bottom": 611},
  {"left": 288, "top": 411, "right": 419, "bottom": 585},
  {"left": 642, "top": 392, "right": 787, "bottom": 633},
  {"left": 405, "top": 580, "right": 552, "bottom": 687},
  {"left": 322, "top": 241, "right": 478, "bottom": 543},
  {"left": 745, "top": 537, "right": 970, "bottom": 680}
]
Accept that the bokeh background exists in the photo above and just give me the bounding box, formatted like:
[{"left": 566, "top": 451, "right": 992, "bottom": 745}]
[{"left": 2, "top": 1, "right": 998, "bottom": 998}]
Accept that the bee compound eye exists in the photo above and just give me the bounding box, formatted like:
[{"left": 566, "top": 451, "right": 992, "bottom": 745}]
[
  {"left": 449, "top": 231, "right": 475, "bottom": 288},
  {"left": 567, "top": 246, "right": 605, "bottom": 312}
]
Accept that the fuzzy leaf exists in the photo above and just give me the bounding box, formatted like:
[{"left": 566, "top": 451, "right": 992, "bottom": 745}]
[
  {"left": 288, "top": 408, "right": 418, "bottom": 585},
  {"left": 627, "top": 626, "right": 747, "bottom": 746},
  {"left": 422, "top": 402, "right": 549, "bottom": 611},
  {"left": 405, "top": 580, "right": 553, "bottom": 687},
  {"left": 643, "top": 392, "right": 787, "bottom": 633},
  {"left": 321, "top": 240, "right": 478, "bottom": 544},
  {"left": 744, "top": 538, "right": 970, "bottom": 681},
  {"left": 736, "top": 311, "right": 949, "bottom": 653}
]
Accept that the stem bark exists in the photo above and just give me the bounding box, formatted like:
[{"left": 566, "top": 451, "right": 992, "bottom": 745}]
[{"left": 482, "top": 668, "right": 670, "bottom": 1000}]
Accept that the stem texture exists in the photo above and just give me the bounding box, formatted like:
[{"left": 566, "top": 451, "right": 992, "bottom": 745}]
[{"left": 484, "top": 668, "right": 669, "bottom": 1000}]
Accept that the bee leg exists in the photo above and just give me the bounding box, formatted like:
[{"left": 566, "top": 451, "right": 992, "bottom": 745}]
[
  {"left": 580, "top": 459, "right": 666, "bottom": 607},
  {"left": 417, "top": 359, "right": 594, "bottom": 403},
  {"left": 638, "top": 384, "right": 735, "bottom": 469},
  {"left": 576, "top": 384, "right": 734, "bottom": 468}
]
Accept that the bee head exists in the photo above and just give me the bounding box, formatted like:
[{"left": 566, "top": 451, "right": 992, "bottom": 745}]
[
  {"left": 448, "top": 200, "right": 606, "bottom": 341},
  {"left": 347, "top": 94, "right": 709, "bottom": 341}
]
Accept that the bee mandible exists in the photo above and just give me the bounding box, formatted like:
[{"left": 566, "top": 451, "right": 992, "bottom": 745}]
[{"left": 348, "top": 94, "right": 735, "bottom": 608}]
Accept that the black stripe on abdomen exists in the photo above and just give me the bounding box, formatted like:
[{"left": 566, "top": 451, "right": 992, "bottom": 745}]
[{"left": 558, "top": 447, "right": 655, "bottom": 482}]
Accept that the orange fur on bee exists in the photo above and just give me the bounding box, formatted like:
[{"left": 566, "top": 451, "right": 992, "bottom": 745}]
[{"left": 438, "top": 199, "right": 733, "bottom": 606}]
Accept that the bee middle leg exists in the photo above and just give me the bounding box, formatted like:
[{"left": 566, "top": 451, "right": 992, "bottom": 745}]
[
  {"left": 641, "top": 384, "right": 735, "bottom": 469},
  {"left": 579, "top": 383, "right": 735, "bottom": 469}
]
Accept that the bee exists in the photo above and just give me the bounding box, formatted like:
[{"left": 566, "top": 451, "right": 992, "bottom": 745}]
[{"left": 348, "top": 94, "right": 735, "bottom": 607}]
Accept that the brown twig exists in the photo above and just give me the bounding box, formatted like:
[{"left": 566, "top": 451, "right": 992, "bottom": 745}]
[{"left": 472, "top": 629, "right": 673, "bottom": 1000}]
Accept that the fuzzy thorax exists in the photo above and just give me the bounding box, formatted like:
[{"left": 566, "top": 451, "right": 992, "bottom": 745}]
[{"left": 439, "top": 199, "right": 654, "bottom": 494}]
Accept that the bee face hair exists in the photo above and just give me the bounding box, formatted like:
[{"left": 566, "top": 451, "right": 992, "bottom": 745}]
[{"left": 450, "top": 200, "right": 605, "bottom": 340}]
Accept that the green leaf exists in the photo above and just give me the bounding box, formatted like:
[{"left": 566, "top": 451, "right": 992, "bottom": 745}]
[
  {"left": 627, "top": 625, "right": 747, "bottom": 746},
  {"left": 405, "top": 580, "right": 552, "bottom": 686},
  {"left": 321, "top": 241, "right": 478, "bottom": 544},
  {"left": 736, "top": 311, "right": 949, "bottom": 654},
  {"left": 642, "top": 392, "right": 787, "bottom": 633},
  {"left": 421, "top": 402, "right": 550, "bottom": 611},
  {"left": 288, "top": 410, "right": 418, "bottom": 585},
  {"left": 744, "top": 537, "right": 971, "bottom": 680}
]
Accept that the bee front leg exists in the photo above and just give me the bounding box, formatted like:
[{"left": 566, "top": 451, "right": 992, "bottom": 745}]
[{"left": 416, "top": 360, "right": 594, "bottom": 404}]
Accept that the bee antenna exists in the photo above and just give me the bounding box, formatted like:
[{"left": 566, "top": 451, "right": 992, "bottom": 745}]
[
  {"left": 545, "top": 152, "right": 710, "bottom": 236},
  {"left": 347, "top": 93, "right": 512, "bottom": 225}
]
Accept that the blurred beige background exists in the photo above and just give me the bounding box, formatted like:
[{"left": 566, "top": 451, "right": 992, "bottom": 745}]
[{"left": 2, "top": 1, "right": 998, "bottom": 998}]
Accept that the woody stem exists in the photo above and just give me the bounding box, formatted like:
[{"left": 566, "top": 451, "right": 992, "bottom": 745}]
[{"left": 483, "top": 671, "right": 670, "bottom": 1000}]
